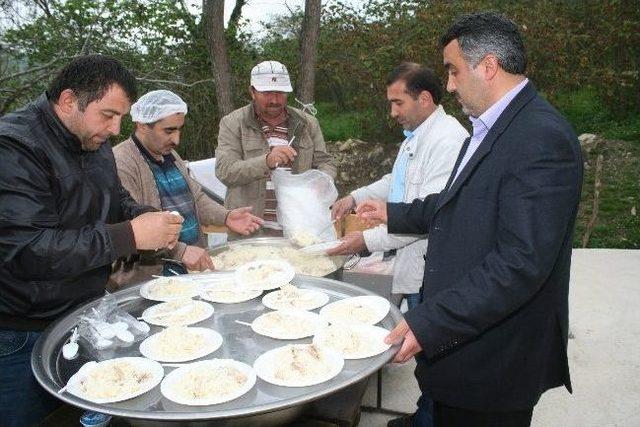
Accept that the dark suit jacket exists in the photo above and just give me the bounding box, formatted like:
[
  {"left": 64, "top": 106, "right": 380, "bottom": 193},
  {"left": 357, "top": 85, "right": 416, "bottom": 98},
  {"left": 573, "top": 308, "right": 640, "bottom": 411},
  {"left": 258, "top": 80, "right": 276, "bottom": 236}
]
[{"left": 387, "top": 82, "right": 582, "bottom": 411}]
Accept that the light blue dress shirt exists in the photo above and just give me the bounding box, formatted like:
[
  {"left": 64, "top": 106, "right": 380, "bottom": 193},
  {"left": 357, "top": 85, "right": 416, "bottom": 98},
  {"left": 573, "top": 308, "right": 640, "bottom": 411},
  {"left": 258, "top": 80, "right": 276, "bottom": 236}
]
[{"left": 388, "top": 129, "right": 414, "bottom": 202}]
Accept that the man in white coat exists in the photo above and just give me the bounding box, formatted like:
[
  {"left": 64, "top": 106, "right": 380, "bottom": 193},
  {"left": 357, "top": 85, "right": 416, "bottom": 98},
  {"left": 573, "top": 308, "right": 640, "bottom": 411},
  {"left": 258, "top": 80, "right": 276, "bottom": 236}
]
[{"left": 330, "top": 62, "right": 469, "bottom": 309}]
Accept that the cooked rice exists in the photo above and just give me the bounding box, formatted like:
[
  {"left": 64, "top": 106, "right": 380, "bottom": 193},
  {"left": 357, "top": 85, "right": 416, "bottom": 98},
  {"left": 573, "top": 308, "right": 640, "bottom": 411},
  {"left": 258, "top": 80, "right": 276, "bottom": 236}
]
[
  {"left": 80, "top": 361, "right": 152, "bottom": 399},
  {"left": 210, "top": 245, "right": 336, "bottom": 277},
  {"left": 172, "top": 365, "right": 247, "bottom": 400},
  {"left": 273, "top": 345, "right": 332, "bottom": 382}
]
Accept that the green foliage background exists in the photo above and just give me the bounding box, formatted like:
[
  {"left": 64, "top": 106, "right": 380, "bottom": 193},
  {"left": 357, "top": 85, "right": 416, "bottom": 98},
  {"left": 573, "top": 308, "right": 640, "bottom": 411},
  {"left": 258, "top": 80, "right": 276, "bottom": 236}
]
[{"left": 1, "top": 0, "right": 639, "bottom": 248}]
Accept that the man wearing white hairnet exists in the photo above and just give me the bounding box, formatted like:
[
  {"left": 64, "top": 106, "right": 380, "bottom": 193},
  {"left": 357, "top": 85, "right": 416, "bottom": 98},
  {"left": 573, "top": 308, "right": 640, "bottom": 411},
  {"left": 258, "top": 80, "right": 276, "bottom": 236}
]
[
  {"left": 215, "top": 61, "right": 336, "bottom": 230},
  {"left": 111, "top": 90, "right": 263, "bottom": 286}
]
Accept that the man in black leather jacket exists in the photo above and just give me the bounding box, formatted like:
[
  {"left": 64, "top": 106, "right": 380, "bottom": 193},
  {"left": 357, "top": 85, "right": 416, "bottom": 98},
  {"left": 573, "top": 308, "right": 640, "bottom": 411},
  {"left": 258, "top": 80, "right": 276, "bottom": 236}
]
[{"left": 0, "top": 55, "right": 183, "bottom": 426}]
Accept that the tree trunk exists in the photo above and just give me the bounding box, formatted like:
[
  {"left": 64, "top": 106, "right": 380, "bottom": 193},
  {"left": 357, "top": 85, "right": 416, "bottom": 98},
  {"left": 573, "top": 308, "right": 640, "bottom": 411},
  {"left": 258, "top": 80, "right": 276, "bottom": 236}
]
[
  {"left": 203, "top": 0, "right": 234, "bottom": 117},
  {"left": 297, "top": 0, "right": 321, "bottom": 104}
]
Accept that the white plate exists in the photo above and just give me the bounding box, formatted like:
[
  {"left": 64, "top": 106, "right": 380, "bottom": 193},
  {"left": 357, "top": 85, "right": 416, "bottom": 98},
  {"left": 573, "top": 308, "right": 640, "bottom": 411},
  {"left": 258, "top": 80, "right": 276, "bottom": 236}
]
[
  {"left": 139, "top": 327, "right": 223, "bottom": 363},
  {"left": 253, "top": 344, "right": 344, "bottom": 387},
  {"left": 262, "top": 286, "right": 329, "bottom": 311},
  {"left": 160, "top": 359, "right": 256, "bottom": 406},
  {"left": 234, "top": 260, "right": 295, "bottom": 291},
  {"left": 141, "top": 300, "right": 214, "bottom": 327},
  {"left": 139, "top": 277, "right": 200, "bottom": 302},
  {"left": 319, "top": 295, "right": 390, "bottom": 325},
  {"left": 65, "top": 357, "right": 164, "bottom": 404},
  {"left": 299, "top": 240, "right": 342, "bottom": 255},
  {"left": 251, "top": 310, "right": 328, "bottom": 340},
  {"left": 198, "top": 280, "right": 263, "bottom": 304},
  {"left": 312, "top": 324, "right": 391, "bottom": 359}
]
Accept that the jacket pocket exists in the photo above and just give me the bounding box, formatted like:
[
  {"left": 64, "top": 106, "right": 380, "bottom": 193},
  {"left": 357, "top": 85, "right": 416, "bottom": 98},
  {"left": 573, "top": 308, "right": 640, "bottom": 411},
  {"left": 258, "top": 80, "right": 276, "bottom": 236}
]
[
  {"left": 242, "top": 137, "right": 266, "bottom": 155},
  {"left": 0, "top": 330, "right": 30, "bottom": 357}
]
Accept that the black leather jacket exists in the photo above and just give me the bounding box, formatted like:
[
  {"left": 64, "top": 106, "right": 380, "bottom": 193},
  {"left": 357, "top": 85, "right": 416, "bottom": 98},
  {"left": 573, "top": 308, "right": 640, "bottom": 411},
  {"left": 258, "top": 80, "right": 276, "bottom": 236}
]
[{"left": 0, "top": 93, "right": 150, "bottom": 330}]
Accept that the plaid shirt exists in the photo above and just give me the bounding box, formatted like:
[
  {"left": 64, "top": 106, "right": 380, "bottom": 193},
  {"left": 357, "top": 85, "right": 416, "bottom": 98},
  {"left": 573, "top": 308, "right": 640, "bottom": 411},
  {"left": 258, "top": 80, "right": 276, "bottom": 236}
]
[{"left": 132, "top": 135, "right": 199, "bottom": 245}]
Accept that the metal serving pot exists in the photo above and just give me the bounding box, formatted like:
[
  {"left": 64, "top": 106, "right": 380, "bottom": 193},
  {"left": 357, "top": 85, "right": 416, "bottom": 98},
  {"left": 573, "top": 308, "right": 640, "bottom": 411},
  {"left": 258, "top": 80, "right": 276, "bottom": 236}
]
[
  {"left": 31, "top": 274, "right": 402, "bottom": 426},
  {"left": 208, "top": 237, "right": 349, "bottom": 281}
]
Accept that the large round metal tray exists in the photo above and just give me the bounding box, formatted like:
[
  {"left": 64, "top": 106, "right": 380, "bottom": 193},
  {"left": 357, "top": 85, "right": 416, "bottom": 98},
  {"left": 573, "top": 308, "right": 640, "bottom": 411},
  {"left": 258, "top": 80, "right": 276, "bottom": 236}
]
[
  {"left": 32, "top": 274, "right": 401, "bottom": 425},
  {"left": 208, "top": 237, "right": 349, "bottom": 278}
]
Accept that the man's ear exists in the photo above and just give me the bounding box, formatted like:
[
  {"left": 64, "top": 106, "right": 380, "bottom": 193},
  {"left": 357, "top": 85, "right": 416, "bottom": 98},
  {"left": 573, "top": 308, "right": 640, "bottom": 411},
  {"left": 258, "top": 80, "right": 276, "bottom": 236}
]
[
  {"left": 481, "top": 54, "right": 500, "bottom": 80},
  {"left": 55, "top": 89, "right": 79, "bottom": 114},
  {"left": 418, "top": 90, "right": 434, "bottom": 106}
]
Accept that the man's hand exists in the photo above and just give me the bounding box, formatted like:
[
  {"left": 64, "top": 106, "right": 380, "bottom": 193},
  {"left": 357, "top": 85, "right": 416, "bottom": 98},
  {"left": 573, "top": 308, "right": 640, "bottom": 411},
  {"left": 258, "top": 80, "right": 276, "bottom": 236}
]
[
  {"left": 355, "top": 199, "right": 388, "bottom": 226},
  {"left": 385, "top": 319, "right": 423, "bottom": 363},
  {"left": 225, "top": 207, "right": 263, "bottom": 235},
  {"left": 266, "top": 145, "right": 297, "bottom": 168},
  {"left": 131, "top": 211, "right": 183, "bottom": 250},
  {"left": 331, "top": 195, "right": 356, "bottom": 220},
  {"left": 326, "top": 231, "right": 366, "bottom": 256},
  {"left": 180, "top": 245, "right": 214, "bottom": 271}
]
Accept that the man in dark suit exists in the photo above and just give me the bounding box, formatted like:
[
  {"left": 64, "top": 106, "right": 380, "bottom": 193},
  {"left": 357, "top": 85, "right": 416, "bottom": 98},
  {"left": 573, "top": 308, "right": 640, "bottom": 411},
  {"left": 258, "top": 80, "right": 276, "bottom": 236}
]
[{"left": 358, "top": 12, "right": 583, "bottom": 427}]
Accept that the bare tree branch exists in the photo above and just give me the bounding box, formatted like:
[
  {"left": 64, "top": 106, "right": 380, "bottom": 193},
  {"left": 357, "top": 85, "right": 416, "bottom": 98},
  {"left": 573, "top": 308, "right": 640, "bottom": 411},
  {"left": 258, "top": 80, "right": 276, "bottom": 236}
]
[
  {"left": 283, "top": 0, "right": 295, "bottom": 17},
  {"left": 33, "top": 0, "right": 53, "bottom": 18},
  {"left": 0, "top": 52, "right": 66, "bottom": 84},
  {"left": 79, "top": 1, "right": 109, "bottom": 55},
  {"left": 0, "top": 68, "right": 50, "bottom": 114}
]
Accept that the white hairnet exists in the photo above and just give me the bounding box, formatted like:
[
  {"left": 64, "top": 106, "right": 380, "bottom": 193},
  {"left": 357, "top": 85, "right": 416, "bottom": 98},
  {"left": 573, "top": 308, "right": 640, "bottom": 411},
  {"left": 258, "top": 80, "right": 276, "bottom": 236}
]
[{"left": 130, "top": 90, "right": 188, "bottom": 123}]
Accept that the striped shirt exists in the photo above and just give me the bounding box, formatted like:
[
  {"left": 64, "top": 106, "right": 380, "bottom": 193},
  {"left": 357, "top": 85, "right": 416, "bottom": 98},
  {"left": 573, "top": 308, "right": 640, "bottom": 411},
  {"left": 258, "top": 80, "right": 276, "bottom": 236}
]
[{"left": 256, "top": 112, "right": 290, "bottom": 222}]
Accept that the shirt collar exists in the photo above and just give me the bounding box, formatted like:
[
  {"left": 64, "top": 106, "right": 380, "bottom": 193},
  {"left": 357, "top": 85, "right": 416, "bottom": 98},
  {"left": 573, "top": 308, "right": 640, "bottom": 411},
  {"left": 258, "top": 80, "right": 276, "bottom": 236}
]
[
  {"left": 407, "top": 105, "right": 443, "bottom": 138},
  {"left": 254, "top": 104, "right": 289, "bottom": 129},
  {"left": 131, "top": 133, "right": 175, "bottom": 165},
  {"left": 472, "top": 78, "right": 529, "bottom": 132}
]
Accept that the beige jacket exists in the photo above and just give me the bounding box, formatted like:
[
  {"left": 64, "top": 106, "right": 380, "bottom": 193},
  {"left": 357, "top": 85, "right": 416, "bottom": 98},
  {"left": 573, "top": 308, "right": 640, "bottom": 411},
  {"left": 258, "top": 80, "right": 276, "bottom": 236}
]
[
  {"left": 215, "top": 104, "right": 337, "bottom": 217},
  {"left": 110, "top": 137, "right": 228, "bottom": 288}
]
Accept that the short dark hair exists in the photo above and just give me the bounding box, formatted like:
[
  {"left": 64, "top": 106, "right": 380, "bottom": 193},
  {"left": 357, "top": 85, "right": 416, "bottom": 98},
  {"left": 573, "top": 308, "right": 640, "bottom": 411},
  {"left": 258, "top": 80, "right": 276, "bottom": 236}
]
[
  {"left": 439, "top": 11, "right": 527, "bottom": 74},
  {"left": 48, "top": 55, "right": 137, "bottom": 110},
  {"left": 386, "top": 62, "right": 443, "bottom": 104}
]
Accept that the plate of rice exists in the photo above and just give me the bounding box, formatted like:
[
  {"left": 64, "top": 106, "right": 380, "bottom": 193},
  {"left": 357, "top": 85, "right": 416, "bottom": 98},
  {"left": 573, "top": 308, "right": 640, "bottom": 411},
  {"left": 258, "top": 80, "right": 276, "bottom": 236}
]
[
  {"left": 234, "top": 260, "right": 295, "bottom": 291},
  {"left": 65, "top": 357, "right": 163, "bottom": 404},
  {"left": 253, "top": 344, "right": 343, "bottom": 387},
  {"left": 261, "top": 284, "right": 329, "bottom": 311},
  {"left": 250, "top": 310, "right": 328, "bottom": 340},
  {"left": 140, "top": 277, "right": 200, "bottom": 302},
  {"left": 161, "top": 359, "right": 256, "bottom": 406},
  {"left": 141, "top": 299, "right": 214, "bottom": 327},
  {"left": 139, "top": 326, "right": 223, "bottom": 363},
  {"left": 319, "top": 295, "right": 390, "bottom": 325},
  {"left": 313, "top": 324, "right": 391, "bottom": 359}
]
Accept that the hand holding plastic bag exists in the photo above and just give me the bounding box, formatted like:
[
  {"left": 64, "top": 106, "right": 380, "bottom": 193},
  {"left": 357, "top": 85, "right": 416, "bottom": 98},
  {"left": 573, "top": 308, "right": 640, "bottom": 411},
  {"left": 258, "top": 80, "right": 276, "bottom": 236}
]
[{"left": 271, "top": 169, "right": 338, "bottom": 244}]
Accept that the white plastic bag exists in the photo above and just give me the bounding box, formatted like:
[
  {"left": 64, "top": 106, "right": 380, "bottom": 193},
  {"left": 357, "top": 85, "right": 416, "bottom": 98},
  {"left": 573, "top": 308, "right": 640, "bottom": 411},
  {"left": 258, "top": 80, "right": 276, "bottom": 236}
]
[
  {"left": 77, "top": 294, "right": 150, "bottom": 360},
  {"left": 271, "top": 169, "right": 338, "bottom": 243}
]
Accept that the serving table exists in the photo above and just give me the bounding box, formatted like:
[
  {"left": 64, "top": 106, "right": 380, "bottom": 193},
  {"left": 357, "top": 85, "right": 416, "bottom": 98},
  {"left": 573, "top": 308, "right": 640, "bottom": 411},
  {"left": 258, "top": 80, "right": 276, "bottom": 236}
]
[{"left": 32, "top": 274, "right": 402, "bottom": 426}]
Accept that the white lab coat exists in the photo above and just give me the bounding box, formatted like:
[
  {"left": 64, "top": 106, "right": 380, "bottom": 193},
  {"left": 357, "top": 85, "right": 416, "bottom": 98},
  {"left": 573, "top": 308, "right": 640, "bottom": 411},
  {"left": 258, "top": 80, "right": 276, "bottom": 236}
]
[{"left": 351, "top": 105, "right": 469, "bottom": 294}]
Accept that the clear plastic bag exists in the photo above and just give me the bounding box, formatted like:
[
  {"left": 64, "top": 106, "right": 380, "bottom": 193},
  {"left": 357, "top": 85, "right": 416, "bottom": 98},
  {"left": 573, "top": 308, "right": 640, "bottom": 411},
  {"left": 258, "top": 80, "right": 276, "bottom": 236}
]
[
  {"left": 271, "top": 169, "right": 338, "bottom": 244},
  {"left": 77, "top": 294, "right": 150, "bottom": 360}
]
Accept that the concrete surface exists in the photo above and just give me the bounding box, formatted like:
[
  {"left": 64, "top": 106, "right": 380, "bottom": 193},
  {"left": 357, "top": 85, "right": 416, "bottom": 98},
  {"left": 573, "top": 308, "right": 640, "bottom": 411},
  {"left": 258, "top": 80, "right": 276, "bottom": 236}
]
[{"left": 358, "top": 249, "right": 640, "bottom": 426}]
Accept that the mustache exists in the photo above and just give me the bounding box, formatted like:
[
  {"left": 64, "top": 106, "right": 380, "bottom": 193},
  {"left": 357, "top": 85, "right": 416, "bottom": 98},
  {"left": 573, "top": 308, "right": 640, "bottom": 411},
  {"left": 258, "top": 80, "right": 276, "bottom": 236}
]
[{"left": 267, "top": 103, "right": 282, "bottom": 108}]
